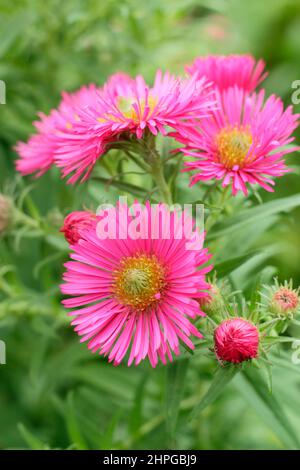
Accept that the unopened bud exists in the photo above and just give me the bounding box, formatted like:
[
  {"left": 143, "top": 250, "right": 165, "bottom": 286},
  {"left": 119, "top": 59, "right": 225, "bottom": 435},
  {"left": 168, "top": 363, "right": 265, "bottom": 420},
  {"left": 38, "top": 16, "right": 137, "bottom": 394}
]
[
  {"left": 198, "top": 283, "right": 225, "bottom": 315},
  {"left": 214, "top": 317, "right": 259, "bottom": 364},
  {"left": 262, "top": 279, "right": 300, "bottom": 319},
  {"left": 60, "top": 211, "right": 96, "bottom": 245}
]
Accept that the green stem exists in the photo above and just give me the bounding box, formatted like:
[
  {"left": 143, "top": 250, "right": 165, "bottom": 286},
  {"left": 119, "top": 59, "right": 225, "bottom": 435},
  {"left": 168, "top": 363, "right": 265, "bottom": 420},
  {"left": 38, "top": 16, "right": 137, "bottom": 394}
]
[
  {"left": 125, "top": 150, "right": 152, "bottom": 173},
  {"left": 205, "top": 185, "right": 231, "bottom": 231},
  {"left": 91, "top": 176, "right": 149, "bottom": 198},
  {"left": 141, "top": 132, "right": 173, "bottom": 205},
  {"left": 151, "top": 158, "right": 173, "bottom": 205},
  {"left": 14, "top": 208, "right": 40, "bottom": 229}
]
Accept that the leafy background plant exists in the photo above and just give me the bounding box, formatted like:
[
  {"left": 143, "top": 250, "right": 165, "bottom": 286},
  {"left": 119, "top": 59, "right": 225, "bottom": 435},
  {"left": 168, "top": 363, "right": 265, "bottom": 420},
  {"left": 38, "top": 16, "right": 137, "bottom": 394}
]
[{"left": 0, "top": 0, "right": 300, "bottom": 450}]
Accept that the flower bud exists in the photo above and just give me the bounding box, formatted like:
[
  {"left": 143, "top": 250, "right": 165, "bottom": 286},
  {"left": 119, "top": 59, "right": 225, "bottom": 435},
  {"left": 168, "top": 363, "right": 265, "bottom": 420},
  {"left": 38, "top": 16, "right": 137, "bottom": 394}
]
[
  {"left": 272, "top": 287, "right": 299, "bottom": 315},
  {"left": 264, "top": 280, "right": 300, "bottom": 318},
  {"left": 214, "top": 317, "right": 259, "bottom": 364},
  {"left": 0, "top": 194, "right": 13, "bottom": 234},
  {"left": 60, "top": 211, "right": 96, "bottom": 244},
  {"left": 198, "top": 283, "right": 225, "bottom": 315}
]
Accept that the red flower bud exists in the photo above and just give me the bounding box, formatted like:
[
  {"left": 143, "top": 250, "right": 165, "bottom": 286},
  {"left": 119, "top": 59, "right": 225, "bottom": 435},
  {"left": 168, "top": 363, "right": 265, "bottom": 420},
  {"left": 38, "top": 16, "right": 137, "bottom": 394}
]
[
  {"left": 214, "top": 318, "right": 259, "bottom": 364},
  {"left": 60, "top": 211, "right": 96, "bottom": 244}
]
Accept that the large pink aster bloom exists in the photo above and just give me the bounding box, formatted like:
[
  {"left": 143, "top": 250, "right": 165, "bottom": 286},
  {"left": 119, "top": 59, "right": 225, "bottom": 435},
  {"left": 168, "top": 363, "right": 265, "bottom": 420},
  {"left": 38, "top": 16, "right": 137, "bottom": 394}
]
[
  {"left": 15, "top": 84, "right": 99, "bottom": 178},
  {"left": 173, "top": 87, "right": 299, "bottom": 195},
  {"left": 55, "top": 71, "right": 214, "bottom": 183},
  {"left": 52, "top": 75, "right": 131, "bottom": 183},
  {"left": 186, "top": 54, "right": 267, "bottom": 92},
  {"left": 96, "top": 71, "right": 213, "bottom": 138},
  {"left": 61, "top": 202, "right": 212, "bottom": 367}
]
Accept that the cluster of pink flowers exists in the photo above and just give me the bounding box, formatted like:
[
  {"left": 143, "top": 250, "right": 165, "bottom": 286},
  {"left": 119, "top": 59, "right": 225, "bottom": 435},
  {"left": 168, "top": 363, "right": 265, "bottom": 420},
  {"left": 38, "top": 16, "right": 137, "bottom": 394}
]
[
  {"left": 15, "top": 54, "right": 300, "bottom": 367},
  {"left": 16, "top": 54, "right": 299, "bottom": 194},
  {"left": 16, "top": 71, "right": 214, "bottom": 183}
]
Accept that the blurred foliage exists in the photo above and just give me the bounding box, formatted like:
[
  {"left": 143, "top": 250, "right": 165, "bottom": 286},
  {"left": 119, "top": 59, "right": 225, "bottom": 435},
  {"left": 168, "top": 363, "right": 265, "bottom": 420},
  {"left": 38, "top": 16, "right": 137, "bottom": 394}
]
[{"left": 0, "top": 0, "right": 300, "bottom": 450}]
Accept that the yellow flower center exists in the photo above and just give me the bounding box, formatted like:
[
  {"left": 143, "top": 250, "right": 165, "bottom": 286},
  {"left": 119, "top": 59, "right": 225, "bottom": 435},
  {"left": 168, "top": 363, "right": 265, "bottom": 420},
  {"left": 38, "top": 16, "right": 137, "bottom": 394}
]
[
  {"left": 216, "top": 127, "right": 253, "bottom": 169},
  {"left": 112, "top": 254, "right": 166, "bottom": 311},
  {"left": 117, "top": 95, "right": 158, "bottom": 122}
]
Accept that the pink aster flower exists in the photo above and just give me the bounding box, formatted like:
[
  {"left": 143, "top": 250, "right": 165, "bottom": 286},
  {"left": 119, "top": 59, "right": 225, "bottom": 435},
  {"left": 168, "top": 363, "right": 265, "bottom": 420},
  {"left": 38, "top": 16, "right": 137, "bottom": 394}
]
[
  {"left": 214, "top": 318, "right": 259, "bottom": 364},
  {"left": 60, "top": 211, "right": 97, "bottom": 245},
  {"left": 15, "top": 111, "right": 58, "bottom": 177},
  {"left": 61, "top": 202, "right": 212, "bottom": 367},
  {"left": 186, "top": 54, "right": 267, "bottom": 92},
  {"left": 55, "top": 71, "right": 214, "bottom": 183},
  {"left": 174, "top": 87, "right": 299, "bottom": 195},
  {"left": 15, "top": 84, "right": 100, "bottom": 178},
  {"left": 95, "top": 70, "right": 213, "bottom": 138},
  {"left": 52, "top": 75, "right": 131, "bottom": 183}
]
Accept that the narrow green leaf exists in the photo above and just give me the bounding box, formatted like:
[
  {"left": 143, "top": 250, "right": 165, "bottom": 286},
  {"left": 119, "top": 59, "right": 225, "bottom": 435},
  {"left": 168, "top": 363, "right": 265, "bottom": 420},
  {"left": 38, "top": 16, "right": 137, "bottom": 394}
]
[
  {"left": 65, "top": 392, "right": 88, "bottom": 450},
  {"left": 18, "top": 423, "right": 48, "bottom": 450},
  {"left": 264, "top": 336, "right": 300, "bottom": 344},
  {"left": 91, "top": 176, "right": 149, "bottom": 197},
  {"left": 165, "top": 359, "right": 189, "bottom": 444},
  {"left": 234, "top": 368, "right": 300, "bottom": 449},
  {"left": 129, "top": 373, "right": 148, "bottom": 436},
  {"left": 210, "top": 194, "right": 300, "bottom": 239},
  {"left": 190, "top": 365, "right": 238, "bottom": 421},
  {"left": 214, "top": 251, "right": 259, "bottom": 278},
  {"left": 45, "top": 234, "right": 69, "bottom": 251},
  {"left": 99, "top": 409, "right": 123, "bottom": 450}
]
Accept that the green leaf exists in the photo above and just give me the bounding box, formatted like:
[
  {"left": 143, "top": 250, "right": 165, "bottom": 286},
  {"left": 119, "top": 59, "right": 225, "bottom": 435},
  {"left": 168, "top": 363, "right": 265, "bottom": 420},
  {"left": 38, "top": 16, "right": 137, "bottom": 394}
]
[
  {"left": 33, "top": 252, "right": 64, "bottom": 279},
  {"left": 234, "top": 368, "right": 300, "bottom": 449},
  {"left": 264, "top": 336, "right": 300, "bottom": 344},
  {"left": 18, "top": 423, "right": 48, "bottom": 450},
  {"left": 129, "top": 373, "right": 148, "bottom": 436},
  {"left": 45, "top": 234, "right": 69, "bottom": 251},
  {"left": 190, "top": 365, "right": 238, "bottom": 421},
  {"left": 214, "top": 251, "right": 259, "bottom": 278},
  {"left": 99, "top": 409, "right": 123, "bottom": 450},
  {"left": 209, "top": 194, "right": 300, "bottom": 239},
  {"left": 65, "top": 392, "right": 88, "bottom": 450},
  {"left": 165, "top": 359, "right": 189, "bottom": 444},
  {"left": 90, "top": 176, "right": 150, "bottom": 198}
]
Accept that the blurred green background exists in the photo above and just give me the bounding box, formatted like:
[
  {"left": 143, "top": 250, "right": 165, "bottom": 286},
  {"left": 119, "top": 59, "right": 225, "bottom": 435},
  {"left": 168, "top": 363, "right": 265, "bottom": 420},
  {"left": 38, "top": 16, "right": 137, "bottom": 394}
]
[{"left": 0, "top": 0, "right": 300, "bottom": 450}]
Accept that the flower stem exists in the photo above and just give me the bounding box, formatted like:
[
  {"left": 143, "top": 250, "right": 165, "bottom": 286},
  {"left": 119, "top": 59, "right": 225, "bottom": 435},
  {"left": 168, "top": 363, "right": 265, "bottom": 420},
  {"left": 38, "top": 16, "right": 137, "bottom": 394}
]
[
  {"left": 205, "top": 185, "right": 231, "bottom": 231},
  {"left": 141, "top": 132, "right": 173, "bottom": 205},
  {"left": 151, "top": 157, "right": 173, "bottom": 205},
  {"left": 14, "top": 208, "right": 40, "bottom": 229}
]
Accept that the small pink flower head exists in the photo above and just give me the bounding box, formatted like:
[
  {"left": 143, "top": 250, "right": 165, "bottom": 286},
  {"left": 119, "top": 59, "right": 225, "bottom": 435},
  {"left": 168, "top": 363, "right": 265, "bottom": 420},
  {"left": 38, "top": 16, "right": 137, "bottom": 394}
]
[
  {"left": 54, "top": 71, "right": 215, "bottom": 183},
  {"left": 60, "top": 211, "right": 96, "bottom": 245},
  {"left": 61, "top": 202, "right": 213, "bottom": 367},
  {"left": 214, "top": 318, "right": 259, "bottom": 364},
  {"left": 15, "top": 112, "right": 57, "bottom": 177},
  {"left": 272, "top": 288, "right": 299, "bottom": 313},
  {"left": 15, "top": 84, "right": 100, "bottom": 179},
  {"left": 174, "top": 87, "right": 299, "bottom": 195},
  {"left": 266, "top": 279, "right": 300, "bottom": 318},
  {"left": 186, "top": 54, "right": 267, "bottom": 92}
]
